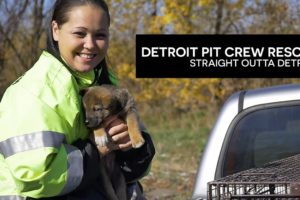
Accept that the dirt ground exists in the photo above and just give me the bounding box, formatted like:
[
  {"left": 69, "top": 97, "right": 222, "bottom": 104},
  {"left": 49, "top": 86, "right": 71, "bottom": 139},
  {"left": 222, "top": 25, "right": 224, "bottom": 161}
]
[{"left": 140, "top": 160, "right": 198, "bottom": 199}]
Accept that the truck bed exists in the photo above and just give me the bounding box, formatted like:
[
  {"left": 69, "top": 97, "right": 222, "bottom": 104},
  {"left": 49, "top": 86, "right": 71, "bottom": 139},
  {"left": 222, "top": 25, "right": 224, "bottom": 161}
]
[{"left": 208, "top": 154, "right": 300, "bottom": 199}]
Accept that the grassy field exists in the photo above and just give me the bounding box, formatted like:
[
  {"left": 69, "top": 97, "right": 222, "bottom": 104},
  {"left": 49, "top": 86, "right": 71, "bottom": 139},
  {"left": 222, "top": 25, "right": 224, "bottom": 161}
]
[{"left": 139, "top": 108, "right": 212, "bottom": 199}]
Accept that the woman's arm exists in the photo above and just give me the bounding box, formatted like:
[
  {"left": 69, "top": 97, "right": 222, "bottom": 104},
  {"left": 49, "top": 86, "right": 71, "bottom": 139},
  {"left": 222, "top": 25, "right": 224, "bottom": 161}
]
[
  {"left": 116, "top": 131, "right": 155, "bottom": 182},
  {"left": 71, "top": 138, "right": 101, "bottom": 192},
  {"left": 96, "top": 118, "right": 155, "bottom": 182},
  {"left": 0, "top": 88, "right": 101, "bottom": 198}
]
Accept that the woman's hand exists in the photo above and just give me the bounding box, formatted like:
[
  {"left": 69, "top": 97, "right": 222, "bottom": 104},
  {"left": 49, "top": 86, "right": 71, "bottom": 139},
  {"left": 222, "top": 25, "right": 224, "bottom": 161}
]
[{"left": 97, "top": 116, "right": 133, "bottom": 156}]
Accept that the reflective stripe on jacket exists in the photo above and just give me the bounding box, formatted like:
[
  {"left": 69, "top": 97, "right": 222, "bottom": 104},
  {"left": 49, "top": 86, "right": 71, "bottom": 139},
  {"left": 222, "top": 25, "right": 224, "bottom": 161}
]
[{"left": 0, "top": 51, "right": 91, "bottom": 198}]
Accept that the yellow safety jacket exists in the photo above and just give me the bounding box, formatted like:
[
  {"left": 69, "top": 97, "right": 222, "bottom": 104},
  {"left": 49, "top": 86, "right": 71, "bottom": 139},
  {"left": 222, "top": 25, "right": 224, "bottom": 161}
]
[{"left": 0, "top": 51, "right": 95, "bottom": 198}]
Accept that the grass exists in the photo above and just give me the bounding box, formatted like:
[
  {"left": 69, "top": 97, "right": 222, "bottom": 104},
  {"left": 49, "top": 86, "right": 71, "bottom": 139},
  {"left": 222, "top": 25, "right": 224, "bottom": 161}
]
[{"left": 138, "top": 107, "right": 212, "bottom": 199}]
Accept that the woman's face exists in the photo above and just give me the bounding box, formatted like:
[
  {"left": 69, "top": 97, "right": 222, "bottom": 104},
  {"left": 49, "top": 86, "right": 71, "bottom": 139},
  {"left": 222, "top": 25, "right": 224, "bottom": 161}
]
[{"left": 52, "top": 5, "right": 109, "bottom": 73}]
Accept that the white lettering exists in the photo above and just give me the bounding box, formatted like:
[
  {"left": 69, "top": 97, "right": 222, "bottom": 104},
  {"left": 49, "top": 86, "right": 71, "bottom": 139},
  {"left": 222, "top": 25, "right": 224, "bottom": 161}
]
[{"left": 142, "top": 47, "right": 151, "bottom": 57}]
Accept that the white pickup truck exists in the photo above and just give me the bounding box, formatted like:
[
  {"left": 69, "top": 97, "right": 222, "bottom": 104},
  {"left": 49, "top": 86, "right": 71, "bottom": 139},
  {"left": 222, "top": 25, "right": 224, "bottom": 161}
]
[{"left": 192, "top": 84, "right": 300, "bottom": 199}]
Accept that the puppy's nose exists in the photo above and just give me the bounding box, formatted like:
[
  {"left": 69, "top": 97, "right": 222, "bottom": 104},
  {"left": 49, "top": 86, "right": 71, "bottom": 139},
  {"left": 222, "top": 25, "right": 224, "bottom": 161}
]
[{"left": 85, "top": 119, "right": 90, "bottom": 126}]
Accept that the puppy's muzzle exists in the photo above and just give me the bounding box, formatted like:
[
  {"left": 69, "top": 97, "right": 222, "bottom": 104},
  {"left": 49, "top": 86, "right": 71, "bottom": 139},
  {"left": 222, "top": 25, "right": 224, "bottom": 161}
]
[
  {"left": 85, "top": 117, "right": 102, "bottom": 128},
  {"left": 84, "top": 119, "right": 90, "bottom": 126}
]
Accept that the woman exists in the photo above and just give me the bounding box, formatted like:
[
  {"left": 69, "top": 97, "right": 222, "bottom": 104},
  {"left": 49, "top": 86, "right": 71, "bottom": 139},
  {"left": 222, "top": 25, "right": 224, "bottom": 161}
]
[{"left": 0, "top": 0, "right": 155, "bottom": 199}]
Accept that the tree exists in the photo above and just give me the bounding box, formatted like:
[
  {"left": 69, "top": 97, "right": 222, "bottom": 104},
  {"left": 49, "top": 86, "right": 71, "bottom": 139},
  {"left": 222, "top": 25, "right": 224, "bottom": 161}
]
[
  {"left": 0, "top": 0, "right": 48, "bottom": 97},
  {"left": 2, "top": 0, "right": 300, "bottom": 113}
]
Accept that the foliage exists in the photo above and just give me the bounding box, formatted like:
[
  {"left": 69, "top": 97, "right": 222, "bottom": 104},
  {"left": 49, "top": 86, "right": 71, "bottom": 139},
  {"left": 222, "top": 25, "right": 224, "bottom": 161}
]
[
  {"left": 2, "top": 0, "right": 300, "bottom": 110},
  {"left": 107, "top": 0, "right": 300, "bottom": 115}
]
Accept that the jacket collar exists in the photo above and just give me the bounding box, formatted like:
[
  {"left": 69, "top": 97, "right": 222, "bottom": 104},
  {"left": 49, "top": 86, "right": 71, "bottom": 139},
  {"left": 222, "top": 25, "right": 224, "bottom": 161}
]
[
  {"left": 59, "top": 55, "right": 97, "bottom": 89},
  {"left": 72, "top": 70, "right": 95, "bottom": 89}
]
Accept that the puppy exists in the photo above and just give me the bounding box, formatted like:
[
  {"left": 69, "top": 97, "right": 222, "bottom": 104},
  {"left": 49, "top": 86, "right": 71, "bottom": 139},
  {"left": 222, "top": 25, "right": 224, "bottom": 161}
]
[{"left": 80, "top": 84, "right": 145, "bottom": 200}]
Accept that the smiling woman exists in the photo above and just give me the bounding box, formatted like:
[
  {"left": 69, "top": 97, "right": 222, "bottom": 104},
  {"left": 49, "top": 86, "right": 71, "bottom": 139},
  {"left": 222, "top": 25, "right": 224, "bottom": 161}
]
[
  {"left": 51, "top": 4, "right": 109, "bottom": 72},
  {"left": 0, "top": 0, "right": 155, "bottom": 199}
]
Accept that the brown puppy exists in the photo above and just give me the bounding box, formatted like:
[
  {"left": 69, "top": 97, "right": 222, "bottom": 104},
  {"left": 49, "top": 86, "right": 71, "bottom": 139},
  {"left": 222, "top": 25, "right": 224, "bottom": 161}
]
[{"left": 80, "top": 84, "right": 145, "bottom": 200}]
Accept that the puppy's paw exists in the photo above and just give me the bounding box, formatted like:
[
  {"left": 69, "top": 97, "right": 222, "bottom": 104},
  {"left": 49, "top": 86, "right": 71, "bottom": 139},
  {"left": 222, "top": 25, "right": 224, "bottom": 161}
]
[
  {"left": 131, "top": 137, "right": 145, "bottom": 149},
  {"left": 94, "top": 135, "right": 109, "bottom": 147}
]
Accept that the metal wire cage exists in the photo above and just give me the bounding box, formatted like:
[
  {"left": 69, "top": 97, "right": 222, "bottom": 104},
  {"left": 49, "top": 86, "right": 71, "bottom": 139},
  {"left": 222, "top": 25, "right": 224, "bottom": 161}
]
[{"left": 208, "top": 154, "right": 300, "bottom": 199}]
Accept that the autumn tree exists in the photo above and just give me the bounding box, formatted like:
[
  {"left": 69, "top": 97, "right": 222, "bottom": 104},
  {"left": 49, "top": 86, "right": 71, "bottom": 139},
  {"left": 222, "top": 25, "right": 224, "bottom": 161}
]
[
  {"left": 2, "top": 0, "right": 300, "bottom": 114},
  {"left": 108, "top": 0, "right": 300, "bottom": 116},
  {"left": 0, "top": 0, "right": 49, "bottom": 96}
]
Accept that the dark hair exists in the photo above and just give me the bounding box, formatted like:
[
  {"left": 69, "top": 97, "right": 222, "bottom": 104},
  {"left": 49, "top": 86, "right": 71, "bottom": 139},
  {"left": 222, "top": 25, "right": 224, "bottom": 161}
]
[{"left": 46, "top": 0, "right": 113, "bottom": 85}]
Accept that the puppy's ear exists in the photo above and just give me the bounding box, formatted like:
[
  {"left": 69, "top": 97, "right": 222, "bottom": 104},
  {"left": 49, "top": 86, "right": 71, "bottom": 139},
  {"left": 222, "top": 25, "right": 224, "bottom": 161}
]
[
  {"left": 118, "top": 88, "right": 129, "bottom": 98},
  {"left": 117, "top": 88, "right": 130, "bottom": 104},
  {"left": 79, "top": 88, "right": 89, "bottom": 97}
]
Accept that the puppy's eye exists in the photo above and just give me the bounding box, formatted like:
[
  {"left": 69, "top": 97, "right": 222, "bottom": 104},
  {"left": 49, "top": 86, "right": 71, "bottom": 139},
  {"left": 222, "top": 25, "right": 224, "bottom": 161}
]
[{"left": 93, "top": 105, "right": 102, "bottom": 111}]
